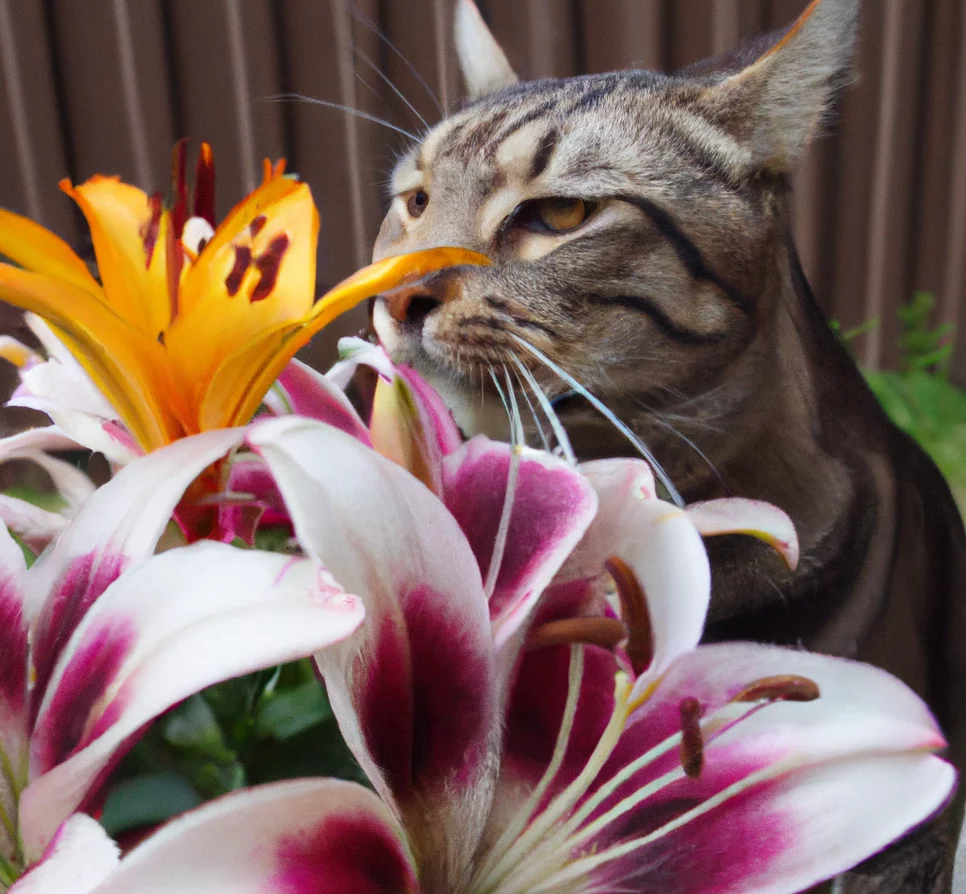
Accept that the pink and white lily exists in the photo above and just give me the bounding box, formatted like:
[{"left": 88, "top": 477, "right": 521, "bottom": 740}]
[
  {"left": 62, "top": 414, "right": 953, "bottom": 894},
  {"left": 0, "top": 424, "right": 366, "bottom": 892}
]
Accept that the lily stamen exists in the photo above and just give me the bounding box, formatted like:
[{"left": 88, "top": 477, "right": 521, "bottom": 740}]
[
  {"left": 526, "top": 617, "right": 627, "bottom": 652},
  {"left": 679, "top": 696, "right": 704, "bottom": 779},
  {"left": 604, "top": 555, "right": 654, "bottom": 675},
  {"left": 733, "top": 674, "right": 821, "bottom": 704},
  {"left": 489, "top": 667, "right": 827, "bottom": 893}
]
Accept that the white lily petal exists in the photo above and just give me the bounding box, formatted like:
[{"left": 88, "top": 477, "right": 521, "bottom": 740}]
[
  {"left": 21, "top": 542, "right": 363, "bottom": 858},
  {"left": 9, "top": 814, "right": 118, "bottom": 894},
  {"left": 90, "top": 780, "right": 416, "bottom": 894}
]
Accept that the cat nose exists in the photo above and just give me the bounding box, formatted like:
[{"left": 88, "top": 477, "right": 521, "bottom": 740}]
[{"left": 380, "top": 272, "right": 457, "bottom": 325}]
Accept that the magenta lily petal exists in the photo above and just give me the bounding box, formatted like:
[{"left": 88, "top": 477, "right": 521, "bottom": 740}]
[
  {"left": 580, "top": 643, "right": 949, "bottom": 866},
  {"left": 8, "top": 814, "right": 118, "bottom": 894},
  {"left": 20, "top": 541, "right": 363, "bottom": 859},
  {"left": 581, "top": 754, "right": 952, "bottom": 894},
  {"left": 396, "top": 365, "right": 463, "bottom": 457},
  {"left": 267, "top": 359, "right": 372, "bottom": 447},
  {"left": 249, "top": 416, "right": 499, "bottom": 889},
  {"left": 24, "top": 428, "right": 247, "bottom": 714},
  {"left": 0, "top": 523, "right": 28, "bottom": 862},
  {"left": 687, "top": 497, "right": 799, "bottom": 570},
  {"left": 368, "top": 366, "right": 463, "bottom": 495},
  {"left": 442, "top": 437, "right": 597, "bottom": 653},
  {"left": 90, "top": 780, "right": 416, "bottom": 894}
]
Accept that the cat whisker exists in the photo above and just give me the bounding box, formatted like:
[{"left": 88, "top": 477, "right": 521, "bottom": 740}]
[
  {"left": 510, "top": 334, "right": 685, "bottom": 508},
  {"left": 353, "top": 48, "right": 431, "bottom": 133},
  {"left": 648, "top": 415, "right": 725, "bottom": 489},
  {"left": 510, "top": 355, "right": 576, "bottom": 466},
  {"left": 481, "top": 365, "right": 523, "bottom": 600},
  {"left": 264, "top": 93, "right": 420, "bottom": 141},
  {"left": 512, "top": 365, "right": 552, "bottom": 454},
  {"left": 348, "top": 5, "right": 443, "bottom": 114}
]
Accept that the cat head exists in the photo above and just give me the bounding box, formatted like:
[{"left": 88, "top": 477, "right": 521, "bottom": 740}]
[{"left": 371, "top": 0, "right": 859, "bottom": 439}]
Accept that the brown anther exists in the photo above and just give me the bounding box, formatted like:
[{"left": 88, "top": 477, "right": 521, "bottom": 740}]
[
  {"left": 732, "top": 675, "right": 821, "bottom": 704},
  {"left": 679, "top": 696, "right": 704, "bottom": 779},
  {"left": 604, "top": 556, "right": 653, "bottom": 676},
  {"left": 527, "top": 617, "right": 627, "bottom": 652}
]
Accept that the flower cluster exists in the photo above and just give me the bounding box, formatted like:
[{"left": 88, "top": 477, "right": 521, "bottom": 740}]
[{"left": 0, "top": 147, "right": 955, "bottom": 893}]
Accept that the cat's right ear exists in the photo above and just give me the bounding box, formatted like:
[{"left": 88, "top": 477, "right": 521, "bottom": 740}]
[
  {"left": 699, "top": 0, "right": 860, "bottom": 174},
  {"left": 454, "top": 0, "right": 518, "bottom": 100}
]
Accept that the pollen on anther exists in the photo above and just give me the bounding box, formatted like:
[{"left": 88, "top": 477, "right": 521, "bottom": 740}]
[{"left": 679, "top": 696, "right": 704, "bottom": 779}]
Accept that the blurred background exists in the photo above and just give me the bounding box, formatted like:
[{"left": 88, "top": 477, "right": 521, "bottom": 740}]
[{"left": 0, "top": 0, "right": 963, "bottom": 378}]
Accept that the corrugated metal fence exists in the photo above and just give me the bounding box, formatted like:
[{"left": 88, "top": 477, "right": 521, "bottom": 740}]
[{"left": 1, "top": 0, "right": 964, "bottom": 377}]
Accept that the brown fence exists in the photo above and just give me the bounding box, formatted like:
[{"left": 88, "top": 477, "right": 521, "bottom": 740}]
[{"left": 1, "top": 0, "right": 964, "bottom": 378}]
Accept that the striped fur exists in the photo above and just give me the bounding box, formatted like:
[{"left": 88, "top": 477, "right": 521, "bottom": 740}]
[{"left": 371, "top": 3, "right": 966, "bottom": 889}]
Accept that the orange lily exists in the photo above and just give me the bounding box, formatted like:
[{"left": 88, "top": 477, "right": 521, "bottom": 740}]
[{"left": 0, "top": 143, "right": 486, "bottom": 453}]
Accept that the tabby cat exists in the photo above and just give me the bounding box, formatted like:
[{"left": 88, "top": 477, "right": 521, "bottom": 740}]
[{"left": 369, "top": 1, "right": 966, "bottom": 890}]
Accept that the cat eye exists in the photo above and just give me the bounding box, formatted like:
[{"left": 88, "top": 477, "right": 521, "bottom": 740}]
[
  {"left": 406, "top": 189, "right": 430, "bottom": 218},
  {"left": 515, "top": 197, "right": 595, "bottom": 235}
]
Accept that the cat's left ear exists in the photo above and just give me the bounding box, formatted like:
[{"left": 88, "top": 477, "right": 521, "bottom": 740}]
[
  {"left": 454, "top": 0, "right": 518, "bottom": 100},
  {"left": 701, "top": 0, "right": 860, "bottom": 173}
]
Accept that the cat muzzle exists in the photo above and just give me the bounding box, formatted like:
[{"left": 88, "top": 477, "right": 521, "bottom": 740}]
[{"left": 377, "top": 268, "right": 462, "bottom": 326}]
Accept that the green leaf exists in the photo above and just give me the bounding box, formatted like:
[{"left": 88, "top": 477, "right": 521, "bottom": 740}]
[
  {"left": 162, "top": 694, "right": 235, "bottom": 762},
  {"left": 256, "top": 680, "right": 332, "bottom": 741},
  {"left": 1, "top": 485, "right": 67, "bottom": 512},
  {"left": 100, "top": 771, "right": 202, "bottom": 835}
]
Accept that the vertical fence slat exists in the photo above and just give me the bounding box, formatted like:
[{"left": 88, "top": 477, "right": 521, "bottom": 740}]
[
  {"left": 580, "top": 0, "right": 664, "bottom": 72},
  {"left": 111, "top": 0, "right": 154, "bottom": 189},
  {"left": 332, "top": 0, "right": 369, "bottom": 270},
  {"left": 0, "top": 0, "right": 43, "bottom": 221},
  {"left": 712, "top": 0, "right": 742, "bottom": 55},
  {"left": 943, "top": 8, "right": 966, "bottom": 336},
  {"left": 224, "top": 0, "right": 258, "bottom": 194}
]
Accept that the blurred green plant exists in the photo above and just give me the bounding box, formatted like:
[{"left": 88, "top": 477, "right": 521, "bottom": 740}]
[
  {"left": 100, "top": 658, "right": 365, "bottom": 837},
  {"left": 846, "top": 292, "right": 966, "bottom": 517}
]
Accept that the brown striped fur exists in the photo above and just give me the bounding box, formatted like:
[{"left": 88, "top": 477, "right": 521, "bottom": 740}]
[{"left": 370, "top": 2, "right": 966, "bottom": 889}]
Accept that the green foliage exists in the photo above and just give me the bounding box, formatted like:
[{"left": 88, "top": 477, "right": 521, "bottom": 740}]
[
  {"left": 102, "top": 659, "right": 362, "bottom": 835},
  {"left": 838, "top": 292, "right": 966, "bottom": 516}
]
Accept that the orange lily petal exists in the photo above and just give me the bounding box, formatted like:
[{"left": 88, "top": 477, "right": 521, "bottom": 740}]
[
  {"left": 169, "top": 182, "right": 318, "bottom": 408},
  {"left": 193, "top": 171, "right": 304, "bottom": 269},
  {"left": 0, "top": 263, "right": 178, "bottom": 450},
  {"left": 0, "top": 208, "right": 101, "bottom": 296},
  {"left": 61, "top": 176, "right": 172, "bottom": 339},
  {"left": 201, "top": 247, "right": 491, "bottom": 431}
]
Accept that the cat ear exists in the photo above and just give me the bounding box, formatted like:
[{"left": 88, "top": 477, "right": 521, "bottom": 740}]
[
  {"left": 702, "top": 0, "right": 860, "bottom": 172},
  {"left": 454, "top": 0, "right": 518, "bottom": 100}
]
